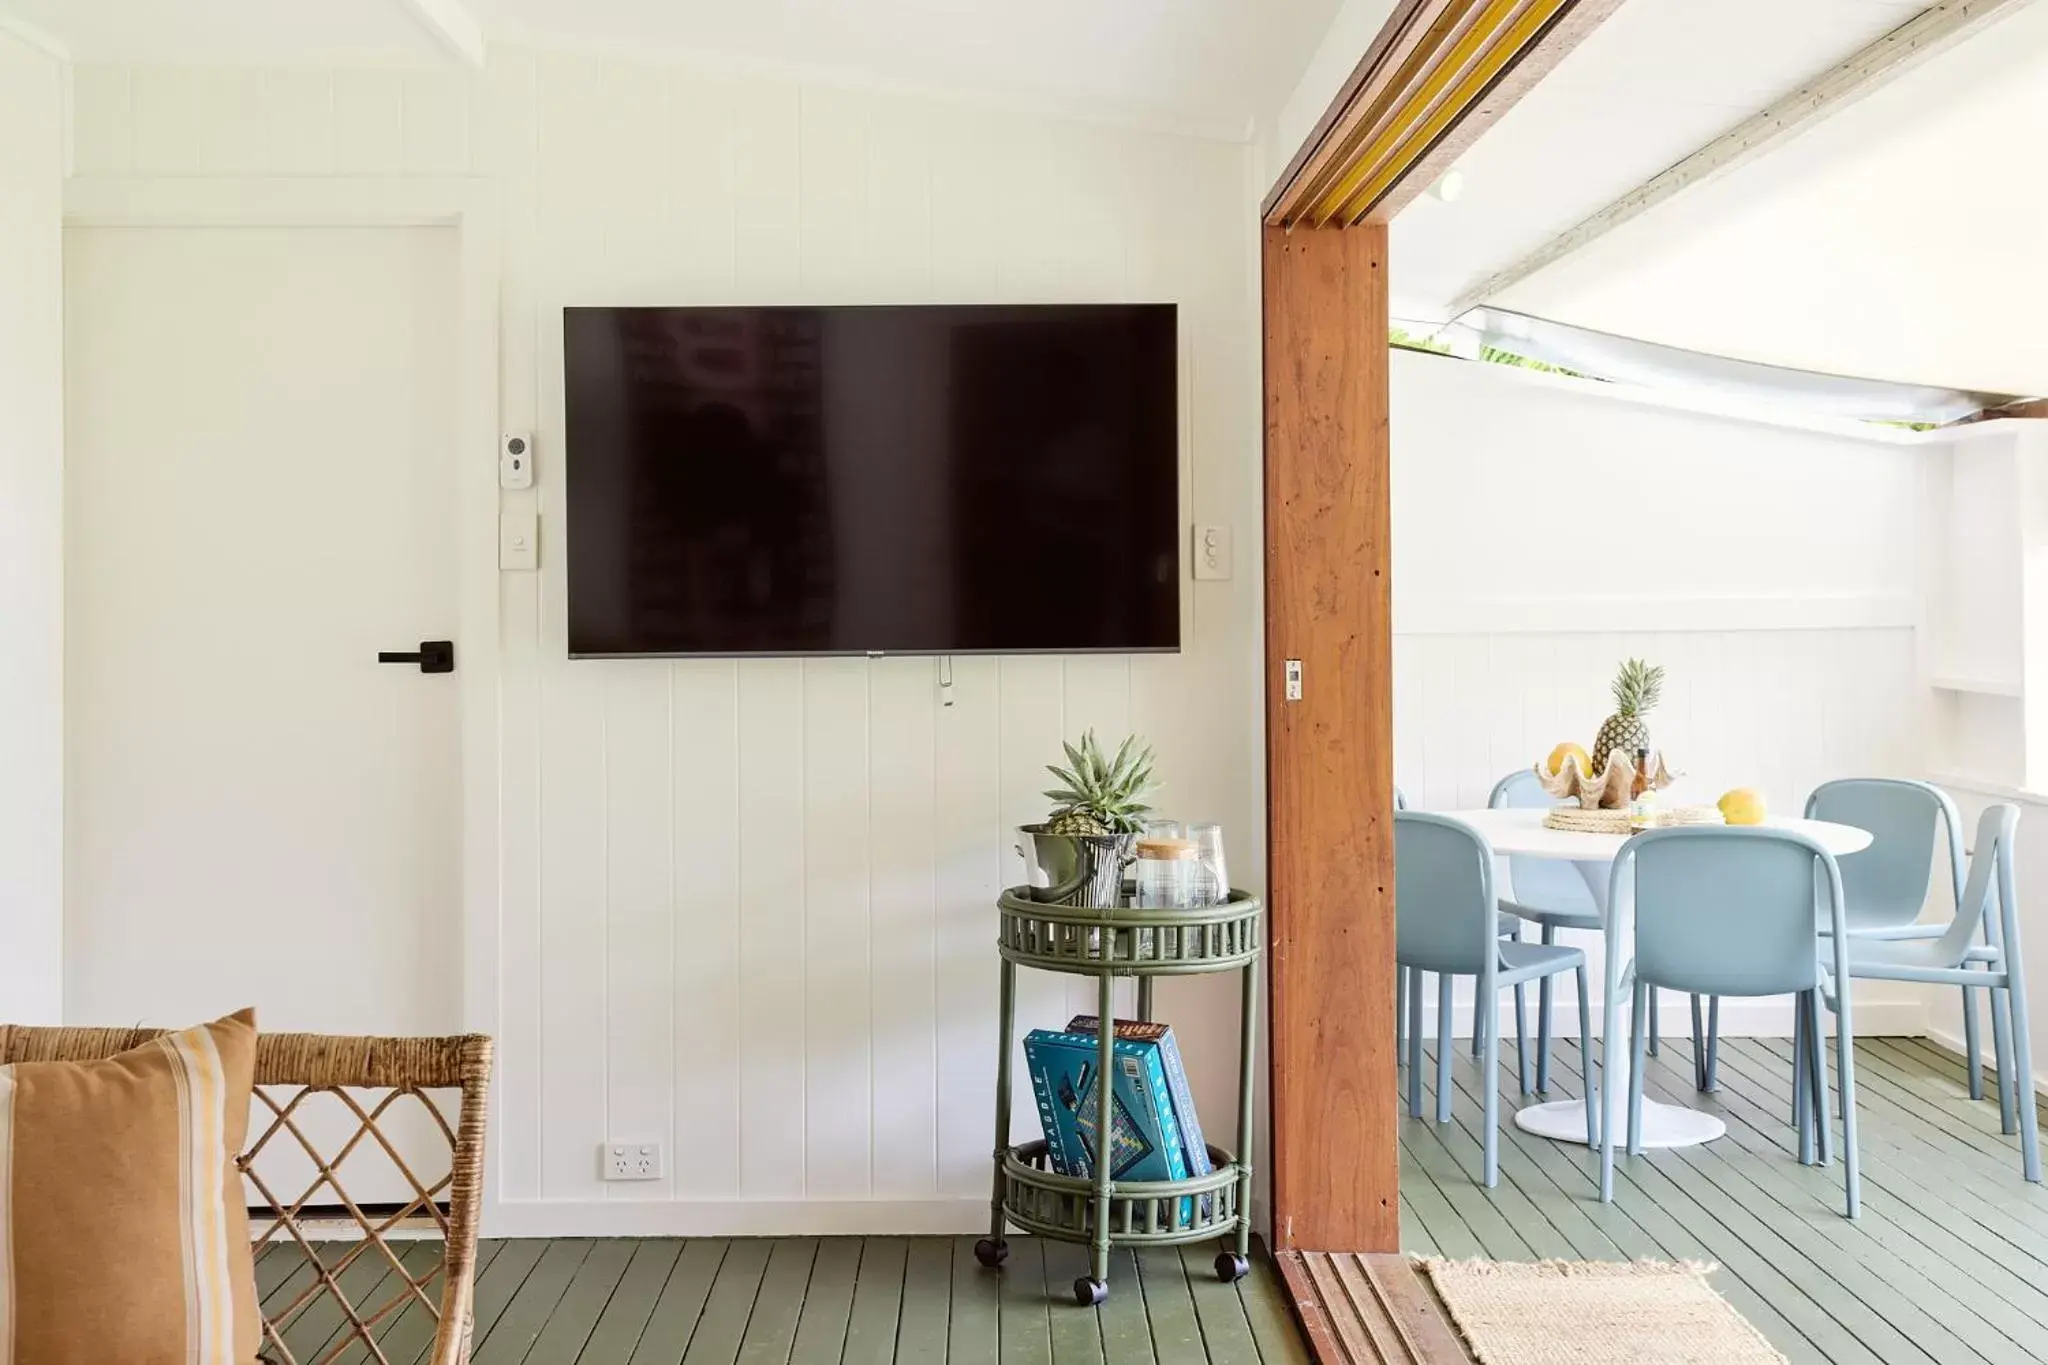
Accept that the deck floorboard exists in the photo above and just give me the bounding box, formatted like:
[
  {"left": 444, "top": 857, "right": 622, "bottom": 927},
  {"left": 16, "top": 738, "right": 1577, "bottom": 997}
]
[{"left": 1399, "top": 1033, "right": 2044, "bottom": 1365}]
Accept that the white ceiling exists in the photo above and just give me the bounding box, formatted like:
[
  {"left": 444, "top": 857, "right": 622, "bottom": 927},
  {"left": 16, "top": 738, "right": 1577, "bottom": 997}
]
[
  {"left": 1388, "top": 0, "right": 1927, "bottom": 319},
  {"left": 1493, "top": 0, "right": 2048, "bottom": 394},
  {"left": 7, "top": 0, "right": 1347, "bottom": 136},
  {"left": 475, "top": 0, "right": 1345, "bottom": 136}
]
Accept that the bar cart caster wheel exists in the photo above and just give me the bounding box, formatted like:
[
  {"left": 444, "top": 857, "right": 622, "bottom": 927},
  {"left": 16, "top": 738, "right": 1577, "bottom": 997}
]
[
  {"left": 973, "top": 1238, "right": 1008, "bottom": 1269},
  {"left": 1074, "top": 1277, "right": 1109, "bottom": 1306},
  {"left": 1215, "top": 1253, "right": 1250, "bottom": 1284}
]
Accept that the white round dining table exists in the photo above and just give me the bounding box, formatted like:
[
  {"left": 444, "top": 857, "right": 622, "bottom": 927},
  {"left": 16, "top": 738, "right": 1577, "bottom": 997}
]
[{"left": 1439, "top": 806, "right": 1873, "bottom": 1149}]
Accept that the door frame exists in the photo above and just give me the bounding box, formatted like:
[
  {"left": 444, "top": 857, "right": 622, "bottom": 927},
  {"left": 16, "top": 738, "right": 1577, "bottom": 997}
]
[{"left": 63, "top": 175, "right": 505, "bottom": 1200}]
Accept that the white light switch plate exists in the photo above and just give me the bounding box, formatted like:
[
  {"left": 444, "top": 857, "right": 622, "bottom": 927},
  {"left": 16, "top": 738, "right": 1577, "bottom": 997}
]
[
  {"left": 500, "top": 510, "right": 538, "bottom": 571},
  {"left": 1193, "top": 524, "right": 1232, "bottom": 580}
]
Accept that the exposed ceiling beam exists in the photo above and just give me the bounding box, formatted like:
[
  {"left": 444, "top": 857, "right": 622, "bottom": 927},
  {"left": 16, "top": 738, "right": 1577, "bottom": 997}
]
[
  {"left": 1448, "top": 0, "right": 2038, "bottom": 315},
  {"left": 394, "top": 0, "right": 486, "bottom": 68},
  {"left": 0, "top": 5, "right": 70, "bottom": 61}
]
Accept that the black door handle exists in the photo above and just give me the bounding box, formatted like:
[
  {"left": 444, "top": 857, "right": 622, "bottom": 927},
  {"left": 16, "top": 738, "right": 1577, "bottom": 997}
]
[{"left": 378, "top": 640, "right": 454, "bottom": 673}]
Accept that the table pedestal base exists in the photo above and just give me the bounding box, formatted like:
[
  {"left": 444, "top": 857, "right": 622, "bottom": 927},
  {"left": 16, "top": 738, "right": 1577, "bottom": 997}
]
[{"left": 1514, "top": 1097, "right": 1726, "bottom": 1148}]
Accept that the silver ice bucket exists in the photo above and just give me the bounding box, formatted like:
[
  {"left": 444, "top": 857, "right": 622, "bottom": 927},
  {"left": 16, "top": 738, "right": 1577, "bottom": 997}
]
[{"left": 1016, "top": 825, "right": 1134, "bottom": 907}]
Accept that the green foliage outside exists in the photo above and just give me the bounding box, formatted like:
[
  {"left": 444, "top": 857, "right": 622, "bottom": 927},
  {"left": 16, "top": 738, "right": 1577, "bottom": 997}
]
[
  {"left": 1389, "top": 325, "right": 1590, "bottom": 379},
  {"left": 1389, "top": 326, "right": 1947, "bottom": 429}
]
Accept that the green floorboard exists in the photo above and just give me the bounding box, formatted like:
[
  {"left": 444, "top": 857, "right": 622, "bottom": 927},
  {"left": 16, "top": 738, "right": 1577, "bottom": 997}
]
[
  {"left": 291, "top": 1233, "right": 1303, "bottom": 1363},
  {"left": 1402, "top": 1031, "right": 2047, "bottom": 1365}
]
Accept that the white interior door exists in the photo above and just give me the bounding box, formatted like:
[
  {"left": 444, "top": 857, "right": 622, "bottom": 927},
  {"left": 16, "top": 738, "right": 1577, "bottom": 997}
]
[{"left": 65, "top": 225, "right": 463, "bottom": 1205}]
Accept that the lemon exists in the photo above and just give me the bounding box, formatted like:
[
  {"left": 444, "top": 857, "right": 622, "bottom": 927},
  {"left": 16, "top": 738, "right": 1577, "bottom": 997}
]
[
  {"left": 1546, "top": 742, "right": 1591, "bottom": 777},
  {"left": 1719, "top": 788, "right": 1767, "bottom": 825}
]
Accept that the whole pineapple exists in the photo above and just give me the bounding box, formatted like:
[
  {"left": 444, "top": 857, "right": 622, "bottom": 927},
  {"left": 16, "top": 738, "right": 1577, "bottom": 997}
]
[
  {"left": 1591, "top": 658, "right": 1664, "bottom": 772},
  {"left": 1043, "top": 730, "right": 1156, "bottom": 836}
]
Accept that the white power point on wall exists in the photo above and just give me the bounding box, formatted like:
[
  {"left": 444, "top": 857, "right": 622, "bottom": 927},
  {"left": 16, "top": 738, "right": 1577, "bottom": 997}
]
[
  {"left": 601, "top": 1141, "right": 664, "bottom": 1182},
  {"left": 500, "top": 431, "right": 535, "bottom": 490}
]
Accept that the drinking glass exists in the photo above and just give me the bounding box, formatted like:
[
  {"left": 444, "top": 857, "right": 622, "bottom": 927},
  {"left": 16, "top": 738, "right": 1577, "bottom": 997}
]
[
  {"left": 1134, "top": 847, "right": 1196, "bottom": 909},
  {"left": 1190, "top": 823, "right": 1228, "bottom": 905},
  {"left": 1142, "top": 818, "right": 1186, "bottom": 841}
]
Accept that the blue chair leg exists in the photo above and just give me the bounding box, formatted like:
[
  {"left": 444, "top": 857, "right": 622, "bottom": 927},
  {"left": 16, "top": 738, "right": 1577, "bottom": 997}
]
[
  {"left": 2007, "top": 970, "right": 2041, "bottom": 1183},
  {"left": 1536, "top": 922, "right": 1557, "bottom": 1093},
  {"left": 1647, "top": 988, "right": 1660, "bottom": 1057},
  {"left": 1476, "top": 928, "right": 1514, "bottom": 1056},
  {"left": 1990, "top": 980, "right": 2017, "bottom": 1135},
  {"left": 1807, "top": 990, "right": 1832, "bottom": 1167},
  {"left": 1481, "top": 986, "right": 1500, "bottom": 1188},
  {"left": 1406, "top": 968, "right": 1425, "bottom": 1118},
  {"left": 1436, "top": 973, "right": 1455, "bottom": 1124},
  {"left": 1963, "top": 973, "right": 1984, "bottom": 1102},
  {"left": 1576, "top": 965, "right": 1597, "bottom": 1148},
  {"left": 1835, "top": 999, "right": 1861, "bottom": 1218},
  {"left": 1628, "top": 979, "right": 1650, "bottom": 1156},
  {"left": 1514, "top": 977, "right": 1531, "bottom": 1095},
  {"left": 1690, "top": 994, "right": 1706, "bottom": 1091},
  {"left": 1396, "top": 964, "right": 1407, "bottom": 1063},
  {"left": 1705, "top": 996, "right": 1721, "bottom": 1091},
  {"left": 1793, "top": 994, "right": 1811, "bottom": 1157},
  {"left": 1599, "top": 977, "right": 1622, "bottom": 1202}
]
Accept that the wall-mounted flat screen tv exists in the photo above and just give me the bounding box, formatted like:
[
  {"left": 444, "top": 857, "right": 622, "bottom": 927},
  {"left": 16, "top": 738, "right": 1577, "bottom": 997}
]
[{"left": 564, "top": 304, "right": 1180, "bottom": 658}]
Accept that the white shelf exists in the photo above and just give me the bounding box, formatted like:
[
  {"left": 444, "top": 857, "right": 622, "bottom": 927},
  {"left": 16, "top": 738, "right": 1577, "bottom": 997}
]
[
  {"left": 1928, "top": 771, "right": 2048, "bottom": 805},
  {"left": 1930, "top": 675, "right": 2023, "bottom": 699}
]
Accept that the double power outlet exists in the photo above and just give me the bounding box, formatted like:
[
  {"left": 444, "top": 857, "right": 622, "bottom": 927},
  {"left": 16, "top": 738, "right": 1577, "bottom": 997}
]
[{"left": 600, "top": 1141, "right": 665, "bottom": 1182}]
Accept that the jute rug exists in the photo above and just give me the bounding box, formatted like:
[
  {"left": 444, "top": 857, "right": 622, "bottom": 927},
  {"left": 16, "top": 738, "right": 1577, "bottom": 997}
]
[{"left": 1419, "top": 1259, "right": 1788, "bottom": 1364}]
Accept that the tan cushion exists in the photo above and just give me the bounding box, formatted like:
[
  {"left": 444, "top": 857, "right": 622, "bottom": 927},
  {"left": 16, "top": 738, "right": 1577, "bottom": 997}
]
[{"left": 0, "top": 1009, "right": 260, "bottom": 1364}]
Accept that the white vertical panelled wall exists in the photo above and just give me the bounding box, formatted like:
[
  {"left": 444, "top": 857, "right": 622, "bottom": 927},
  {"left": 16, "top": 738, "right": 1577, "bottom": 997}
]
[
  {"left": 65, "top": 50, "right": 1264, "bottom": 1234},
  {"left": 0, "top": 31, "right": 65, "bottom": 1025},
  {"left": 61, "top": 55, "right": 1946, "bottom": 1234}
]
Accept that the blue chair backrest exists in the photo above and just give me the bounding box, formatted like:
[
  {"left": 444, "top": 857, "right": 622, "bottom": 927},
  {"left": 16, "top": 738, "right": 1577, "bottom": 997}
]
[
  {"left": 1488, "top": 769, "right": 1596, "bottom": 916},
  {"left": 1396, "top": 812, "right": 1498, "bottom": 976},
  {"left": 1930, "top": 803, "right": 2022, "bottom": 965},
  {"left": 1616, "top": 826, "right": 1847, "bottom": 998},
  {"left": 1806, "top": 779, "right": 1964, "bottom": 931}
]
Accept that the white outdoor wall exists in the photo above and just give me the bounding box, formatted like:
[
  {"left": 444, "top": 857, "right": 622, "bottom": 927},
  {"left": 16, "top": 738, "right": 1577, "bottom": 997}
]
[
  {"left": 0, "top": 32, "right": 65, "bottom": 1025},
  {"left": 1390, "top": 351, "right": 1932, "bottom": 1039},
  {"left": 67, "top": 50, "right": 1265, "bottom": 1233}
]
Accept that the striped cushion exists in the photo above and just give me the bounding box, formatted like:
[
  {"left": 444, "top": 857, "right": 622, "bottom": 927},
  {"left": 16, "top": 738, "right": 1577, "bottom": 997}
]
[{"left": 0, "top": 1010, "right": 259, "bottom": 1364}]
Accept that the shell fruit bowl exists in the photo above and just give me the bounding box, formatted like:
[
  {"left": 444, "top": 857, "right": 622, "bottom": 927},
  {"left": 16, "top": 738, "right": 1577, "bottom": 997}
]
[{"left": 1536, "top": 750, "right": 1675, "bottom": 810}]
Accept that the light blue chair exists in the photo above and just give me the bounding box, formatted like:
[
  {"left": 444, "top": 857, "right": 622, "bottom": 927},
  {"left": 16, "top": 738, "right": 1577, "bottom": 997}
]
[
  {"left": 1813, "top": 780, "right": 1981, "bottom": 1091},
  {"left": 1488, "top": 770, "right": 1661, "bottom": 1090},
  {"left": 1600, "top": 825, "right": 1861, "bottom": 1217},
  {"left": 1398, "top": 812, "right": 1593, "bottom": 1187},
  {"left": 1695, "top": 780, "right": 1972, "bottom": 1097},
  {"left": 1846, "top": 803, "right": 2040, "bottom": 1178},
  {"left": 1393, "top": 787, "right": 1531, "bottom": 1081}
]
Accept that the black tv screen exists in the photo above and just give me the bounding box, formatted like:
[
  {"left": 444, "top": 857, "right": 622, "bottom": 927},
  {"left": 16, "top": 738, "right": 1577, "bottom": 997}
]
[{"left": 563, "top": 304, "right": 1180, "bottom": 657}]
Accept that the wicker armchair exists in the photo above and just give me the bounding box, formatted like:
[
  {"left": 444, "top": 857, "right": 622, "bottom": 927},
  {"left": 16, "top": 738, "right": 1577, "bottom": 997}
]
[{"left": 0, "top": 1027, "right": 491, "bottom": 1365}]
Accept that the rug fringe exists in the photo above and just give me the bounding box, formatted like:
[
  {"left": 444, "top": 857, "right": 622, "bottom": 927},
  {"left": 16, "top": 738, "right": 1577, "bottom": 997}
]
[{"left": 1415, "top": 1256, "right": 1720, "bottom": 1278}]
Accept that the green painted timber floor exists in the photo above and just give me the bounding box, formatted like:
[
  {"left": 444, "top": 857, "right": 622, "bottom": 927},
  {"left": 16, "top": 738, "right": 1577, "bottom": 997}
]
[
  {"left": 254, "top": 1233, "right": 1311, "bottom": 1364},
  {"left": 1402, "top": 1032, "right": 2048, "bottom": 1365},
  {"left": 252, "top": 1033, "right": 2043, "bottom": 1365}
]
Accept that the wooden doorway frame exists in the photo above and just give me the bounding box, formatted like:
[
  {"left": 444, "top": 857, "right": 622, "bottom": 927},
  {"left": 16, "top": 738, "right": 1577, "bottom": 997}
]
[{"left": 1261, "top": 0, "right": 1624, "bottom": 1257}]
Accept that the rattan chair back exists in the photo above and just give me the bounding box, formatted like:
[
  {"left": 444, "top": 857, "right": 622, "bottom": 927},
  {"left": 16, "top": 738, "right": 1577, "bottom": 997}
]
[{"left": 0, "top": 1027, "right": 491, "bottom": 1365}]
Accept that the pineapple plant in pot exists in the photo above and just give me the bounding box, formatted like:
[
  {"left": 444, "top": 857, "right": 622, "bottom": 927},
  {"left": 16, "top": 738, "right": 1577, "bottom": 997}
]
[{"left": 1020, "top": 730, "right": 1157, "bottom": 907}]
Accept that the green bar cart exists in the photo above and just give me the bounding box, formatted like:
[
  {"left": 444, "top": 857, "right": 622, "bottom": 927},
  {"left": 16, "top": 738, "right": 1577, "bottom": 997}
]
[{"left": 974, "top": 888, "right": 1264, "bottom": 1305}]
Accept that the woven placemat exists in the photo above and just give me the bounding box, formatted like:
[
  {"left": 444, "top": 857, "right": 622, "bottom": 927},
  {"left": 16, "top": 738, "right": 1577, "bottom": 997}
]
[
  {"left": 1421, "top": 1259, "right": 1787, "bottom": 1364},
  {"left": 1543, "top": 805, "right": 1723, "bottom": 835}
]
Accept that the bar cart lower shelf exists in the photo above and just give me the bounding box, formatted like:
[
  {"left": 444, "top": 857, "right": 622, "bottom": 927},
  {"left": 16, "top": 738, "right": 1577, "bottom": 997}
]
[{"left": 981, "top": 887, "right": 1264, "bottom": 1305}]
